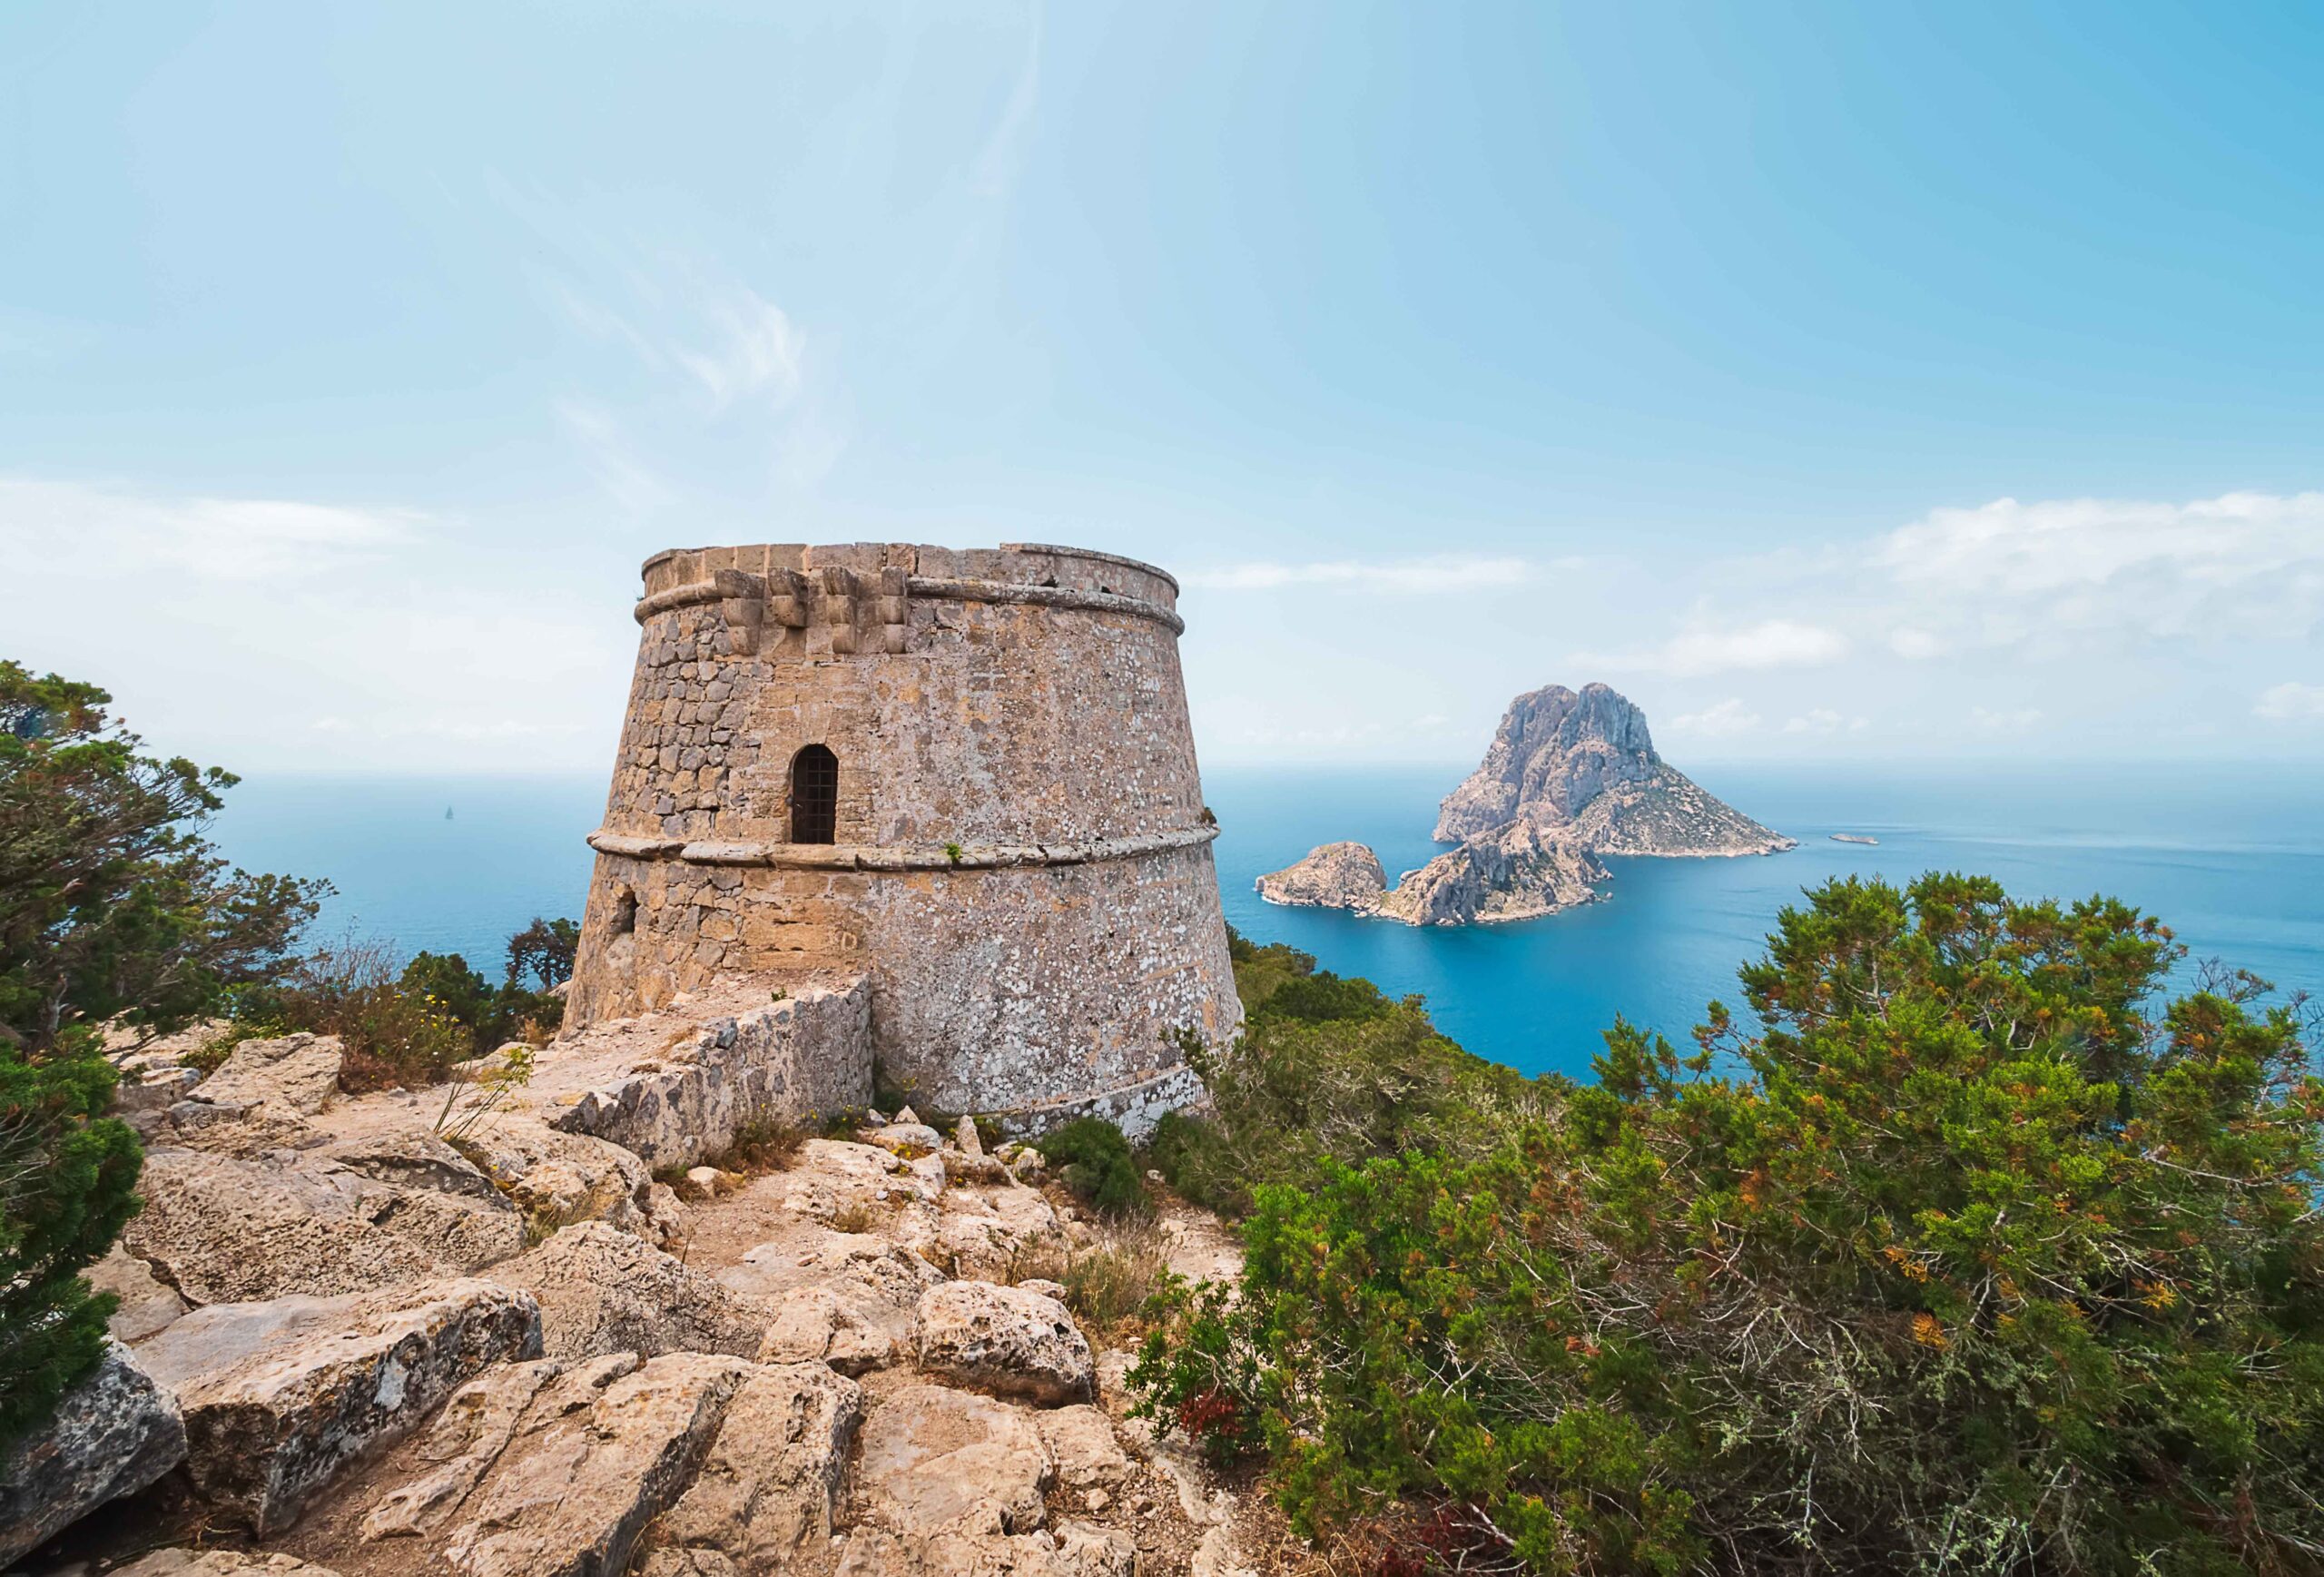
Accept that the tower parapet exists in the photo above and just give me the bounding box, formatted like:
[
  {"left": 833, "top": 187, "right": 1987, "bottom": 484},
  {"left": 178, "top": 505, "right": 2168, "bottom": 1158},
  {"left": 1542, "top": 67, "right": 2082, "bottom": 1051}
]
[{"left": 566, "top": 542, "right": 1241, "bottom": 1134}]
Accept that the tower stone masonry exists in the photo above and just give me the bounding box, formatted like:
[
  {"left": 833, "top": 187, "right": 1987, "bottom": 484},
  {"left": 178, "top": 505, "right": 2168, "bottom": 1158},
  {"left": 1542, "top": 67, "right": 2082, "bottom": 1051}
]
[{"left": 564, "top": 541, "right": 1243, "bottom": 1133}]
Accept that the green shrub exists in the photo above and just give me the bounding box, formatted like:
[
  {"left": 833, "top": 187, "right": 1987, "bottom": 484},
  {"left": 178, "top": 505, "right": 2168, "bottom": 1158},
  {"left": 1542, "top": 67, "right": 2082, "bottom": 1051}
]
[
  {"left": 0, "top": 1031, "right": 143, "bottom": 1454},
  {"left": 1039, "top": 1118, "right": 1149, "bottom": 1218},
  {"left": 504, "top": 916, "right": 579, "bottom": 992},
  {"left": 1137, "top": 874, "right": 2324, "bottom": 1574},
  {"left": 234, "top": 934, "right": 471, "bottom": 1090},
  {"left": 1150, "top": 940, "right": 1552, "bottom": 1217}
]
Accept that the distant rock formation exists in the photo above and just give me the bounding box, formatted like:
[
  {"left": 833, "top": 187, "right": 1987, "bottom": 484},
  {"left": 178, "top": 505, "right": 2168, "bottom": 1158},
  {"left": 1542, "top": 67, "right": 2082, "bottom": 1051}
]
[
  {"left": 1375, "top": 820, "right": 1608, "bottom": 926},
  {"left": 1254, "top": 842, "right": 1386, "bottom": 912},
  {"left": 1255, "top": 681, "right": 1791, "bottom": 927},
  {"left": 1435, "top": 682, "right": 1794, "bottom": 856}
]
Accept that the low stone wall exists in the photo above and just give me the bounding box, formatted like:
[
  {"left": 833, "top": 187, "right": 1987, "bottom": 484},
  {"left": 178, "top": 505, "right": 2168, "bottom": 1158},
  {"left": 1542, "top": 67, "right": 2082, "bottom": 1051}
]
[
  {"left": 549, "top": 979, "right": 872, "bottom": 1169},
  {"left": 984, "top": 1065, "right": 1208, "bottom": 1146}
]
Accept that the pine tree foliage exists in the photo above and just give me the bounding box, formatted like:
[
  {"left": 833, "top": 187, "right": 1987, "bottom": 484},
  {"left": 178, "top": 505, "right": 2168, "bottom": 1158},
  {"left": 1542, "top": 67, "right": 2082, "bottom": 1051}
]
[{"left": 0, "top": 661, "right": 323, "bottom": 1449}]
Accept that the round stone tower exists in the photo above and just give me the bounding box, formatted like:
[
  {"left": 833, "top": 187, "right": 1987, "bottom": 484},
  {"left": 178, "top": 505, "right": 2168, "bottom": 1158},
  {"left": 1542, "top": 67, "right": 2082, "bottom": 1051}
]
[{"left": 564, "top": 541, "right": 1241, "bottom": 1132}]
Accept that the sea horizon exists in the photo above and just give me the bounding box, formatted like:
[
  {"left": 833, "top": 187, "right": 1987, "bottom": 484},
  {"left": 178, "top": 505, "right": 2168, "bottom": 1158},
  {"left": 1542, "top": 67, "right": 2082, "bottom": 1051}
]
[{"left": 212, "top": 759, "right": 2324, "bottom": 1081}]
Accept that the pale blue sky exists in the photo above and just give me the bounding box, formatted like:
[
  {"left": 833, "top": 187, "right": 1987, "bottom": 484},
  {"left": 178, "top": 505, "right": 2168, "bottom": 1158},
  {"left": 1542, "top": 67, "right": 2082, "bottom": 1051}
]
[{"left": 5, "top": 2, "right": 2322, "bottom": 771}]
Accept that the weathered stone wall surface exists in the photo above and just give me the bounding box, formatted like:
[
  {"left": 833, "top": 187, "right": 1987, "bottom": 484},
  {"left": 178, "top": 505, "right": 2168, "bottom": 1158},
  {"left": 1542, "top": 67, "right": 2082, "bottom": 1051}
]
[
  {"left": 566, "top": 542, "right": 1240, "bottom": 1127},
  {"left": 545, "top": 979, "right": 874, "bottom": 1168}
]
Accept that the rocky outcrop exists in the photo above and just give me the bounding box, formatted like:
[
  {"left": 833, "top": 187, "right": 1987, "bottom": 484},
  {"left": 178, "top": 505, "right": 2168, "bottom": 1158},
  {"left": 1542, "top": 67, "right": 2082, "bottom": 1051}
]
[
  {"left": 758, "top": 1286, "right": 897, "bottom": 1374},
  {"left": 0, "top": 1340, "right": 187, "bottom": 1566},
  {"left": 192, "top": 1032, "right": 345, "bottom": 1114},
  {"left": 1254, "top": 841, "right": 1386, "bottom": 912},
  {"left": 87, "top": 1243, "right": 191, "bottom": 1342},
  {"left": 635, "top": 1361, "right": 862, "bottom": 1572},
  {"left": 1434, "top": 682, "right": 1792, "bottom": 855},
  {"left": 1376, "top": 818, "right": 1610, "bottom": 926},
  {"left": 776, "top": 1137, "right": 945, "bottom": 1222},
  {"left": 486, "top": 1221, "right": 770, "bottom": 1362},
  {"left": 1266, "top": 682, "right": 1792, "bottom": 929},
  {"left": 112, "top": 1554, "right": 345, "bottom": 1577},
  {"left": 446, "top": 1111, "right": 658, "bottom": 1242},
  {"left": 1040, "top": 1405, "right": 1133, "bottom": 1493},
  {"left": 856, "top": 1382, "right": 1056, "bottom": 1534},
  {"left": 409, "top": 1352, "right": 748, "bottom": 1577},
  {"left": 915, "top": 1280, "right": 1096, "bottom": 1406},
  {"left": 146, "top": 1277, "right": 541, "bottom": 1533},
  {"left": 539, "top": 981, "right": 874, "bottom": 1169},
  {"left": 19, "top": 992, "right": 1257, "bottom": 1576},
  {"left": 121, "top": 1142, "right": 527, "bottom": 1306}
]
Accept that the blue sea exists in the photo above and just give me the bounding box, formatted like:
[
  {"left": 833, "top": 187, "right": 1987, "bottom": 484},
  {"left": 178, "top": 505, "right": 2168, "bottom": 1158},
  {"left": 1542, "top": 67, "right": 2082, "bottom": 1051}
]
[{"left": 213, "top": 764, "right": 2324, "bottom": 1081}]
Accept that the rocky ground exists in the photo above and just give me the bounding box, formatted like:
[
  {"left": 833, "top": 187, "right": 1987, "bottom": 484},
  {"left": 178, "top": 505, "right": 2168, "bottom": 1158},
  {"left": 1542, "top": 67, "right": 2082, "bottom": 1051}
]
[{"left": 2, "top": 1018, "right": 1272, "bottom": 1577}]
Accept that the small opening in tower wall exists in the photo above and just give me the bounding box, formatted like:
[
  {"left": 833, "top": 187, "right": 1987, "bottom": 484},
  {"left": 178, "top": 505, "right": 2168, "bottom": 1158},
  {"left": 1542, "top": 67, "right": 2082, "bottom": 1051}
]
[
  {"left": 609, "top": 887, "right": 637, "bottom": 934},
  {"left": 790, "top": 744, "right": 839, "bottom": 844}
]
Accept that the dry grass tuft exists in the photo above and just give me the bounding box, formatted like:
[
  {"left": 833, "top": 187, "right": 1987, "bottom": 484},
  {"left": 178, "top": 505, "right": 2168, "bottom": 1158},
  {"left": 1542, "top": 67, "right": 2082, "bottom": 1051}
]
[
  {"left": 1004, "top": 1219, "right": 1172, "bottom": 1339},
  {"left": 829, "top": 1198, "right": 887, "bottom": 1235}
]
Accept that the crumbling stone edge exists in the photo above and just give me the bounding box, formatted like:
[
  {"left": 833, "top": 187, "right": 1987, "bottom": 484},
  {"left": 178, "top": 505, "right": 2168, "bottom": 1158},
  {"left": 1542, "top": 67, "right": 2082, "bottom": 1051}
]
[{"left": 585, "top": 823, "right": 1222, "bottom": 872}]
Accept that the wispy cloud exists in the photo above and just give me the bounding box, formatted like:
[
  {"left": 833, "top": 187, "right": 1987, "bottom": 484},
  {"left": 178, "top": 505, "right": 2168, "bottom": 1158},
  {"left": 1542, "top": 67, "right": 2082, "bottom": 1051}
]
[
  {"left": 1969, "top": 705, "right": 2044, "bottom": 734},
  {"left": 550, "top": 264, "right": 803, "bottom": 414},
  {"left": 2255, "top": 681, "right": 2324, "bottom": 722},
  {"left": 1184, "top": 553, "right": 1568, "bottom": 594},
  {"left": 970, "top": 11, "right": 1042, "bottom": 199},
  {"left": 0, "top": 476, "right": 418, "bottom": 581},
  {"left": 535, "top": 241, "right": 842, "bottom": 505},
  {"left": 1782, "top": 707, "right": 1867, "bottom": 734},
  {"left": 1669, "top": 698, "right": 1763, "bottom": 737},
  {"left": 1581, "top": 617, "right": 1850, "bottom": 678},
  {"left": 554, "top": 399, "right": 674, "bottom": 512}
]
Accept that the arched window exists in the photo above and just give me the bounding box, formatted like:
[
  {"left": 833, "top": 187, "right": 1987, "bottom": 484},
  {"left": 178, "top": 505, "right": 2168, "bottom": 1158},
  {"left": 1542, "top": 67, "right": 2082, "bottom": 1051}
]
[{"left": 790, "top": 744, "right": 838, "bottom": 844}]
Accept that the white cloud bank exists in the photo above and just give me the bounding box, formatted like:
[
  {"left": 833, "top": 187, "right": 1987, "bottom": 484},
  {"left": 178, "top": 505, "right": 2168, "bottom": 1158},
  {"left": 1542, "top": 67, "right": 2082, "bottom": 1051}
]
[
  {"left": 1581, "top": 490, "right": 2324, "bottom": 678},
  {"left": 1, "top": 476, "right": 629, "bottom": 772},
  {"left": 2255, "top": 681, "right": 2324, "bottom": 722}
]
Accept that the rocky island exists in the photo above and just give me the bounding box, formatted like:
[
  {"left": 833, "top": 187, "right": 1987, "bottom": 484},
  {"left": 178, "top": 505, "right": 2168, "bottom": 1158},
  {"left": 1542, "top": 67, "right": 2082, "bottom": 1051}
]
[
  {"left": 1257, "top": 682, "right": 1792, "bottom": 926},
  {"left": 1251, "top": 841, "right": 1387, "bottom": 913}
]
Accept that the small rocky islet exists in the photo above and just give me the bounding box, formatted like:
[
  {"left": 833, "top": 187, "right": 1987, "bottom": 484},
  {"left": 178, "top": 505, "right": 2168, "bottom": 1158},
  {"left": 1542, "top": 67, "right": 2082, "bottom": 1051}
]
[{"left": 1256, "top": 681, "right": 1795, "bottom": 927}]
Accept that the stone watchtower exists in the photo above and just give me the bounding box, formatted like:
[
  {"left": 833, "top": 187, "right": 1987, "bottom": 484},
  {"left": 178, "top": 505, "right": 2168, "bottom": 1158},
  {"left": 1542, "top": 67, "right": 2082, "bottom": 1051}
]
[{"left": 564, "top": 542, "right": 1242, "bottom": 1132}]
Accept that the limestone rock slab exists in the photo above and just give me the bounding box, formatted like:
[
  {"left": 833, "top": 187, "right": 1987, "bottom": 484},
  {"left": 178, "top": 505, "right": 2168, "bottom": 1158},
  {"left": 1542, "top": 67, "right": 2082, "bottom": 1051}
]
[
  {"left": 838, "top": 1519, "right": 1134, "bottom": 1577},
  {"left": 915, "top": 1281, "right": 1095, "bottom": 1406},
  {"left": 0, "top": 1340, "right": 187, "bottom": 1566},
  {"left": 636, "top": 1361, "right": 862, "bottom": 1572},
  {"left": 122, "top": 1144, "right": 524, "bottom": 1306},
  {"left": 87, "top": 1242, "right": 190, "bottom": 1342},
  {"left": 436, "top": 1351, "right": 751, "bottom": 1577},
  {"left": 113, "top": 1552, "right": 347, "bottom": 1576},
  {"left": 1037, "top": 1405, "right": 1130, "bottom": 1490},
  {"left": 856, "top": 1383, "right": 1055, "bottom": 1535},
  {"left": 448, "top": 1112, "right": 655, "bottom": 1240},
  {"left": 164, "top": 1277, "right": 541, "bottom": 1533},
  {"left": 194, "top": 1032, "right": 344, "bottom": 1114},
  {"left": 486, "top": 1221, "right": 769, "bottom": 1362},
  {"left": 357, "top": 1356, "right": 567, "bottom": 1543},
  {"left": 778, "top": 1138, "right": 941, "bottom": 1222},
  {"left": 756, "top": 1286, "right": 895, "bottom": 1375}
]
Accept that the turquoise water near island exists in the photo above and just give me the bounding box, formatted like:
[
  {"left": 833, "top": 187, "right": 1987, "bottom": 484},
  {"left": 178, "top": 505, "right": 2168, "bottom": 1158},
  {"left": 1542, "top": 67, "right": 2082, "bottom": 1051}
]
[{"left": 212, "top": 764, "right": 2324, "bottom": 1081}]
